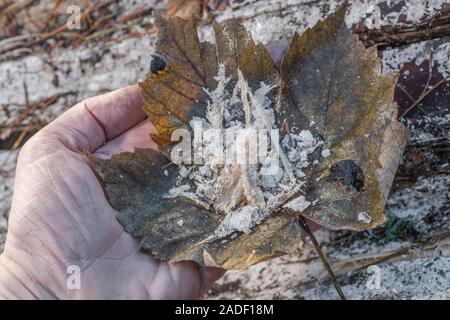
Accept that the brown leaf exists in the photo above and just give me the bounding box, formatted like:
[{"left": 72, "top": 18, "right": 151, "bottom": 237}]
[
  {"left": 88, "top": 3, "right": 408, "bottom": 269},
  {"left": 167, "top": 0, "right": 202, "bottom": 19},
  {"left": 88, "top": 148, "right": 301, "bottom": 269},
  {"left": 141, "top": 14, "right": 277, "bottom": 149},
  {"left": 167, "top": 0, "right": 230, "bottom": 19},
  {"left": 277, "top": 3, "right": 409, "bottom": 230}
]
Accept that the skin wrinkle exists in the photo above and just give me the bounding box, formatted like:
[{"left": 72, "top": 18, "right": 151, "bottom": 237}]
[
  {"left": 152, "top": 263, "right": 179, "bottom": 299},
  {"left": 47, "top": 158, "right": 91, "bottom": 248},
  {"left": 59, "top": 171, "right": 100, "bottom": 225},
  {"left": 81, "top": 232, "right": 132, "bottom": 272},
  {"left": 73, "top": 231, "right": 124, "bottom": 276},
  {"left": 60, "top": 155, "right": 109, "bottom": 247},
  {"left": 196, "top": 263, "right": 208, "bottom": 297},
  {"left": 29, "top": 203, "right": 99, "bottom": 233},
  {"left": 39, "top": 234, "right": 127, "bottom": 298},
  {"left": 30, "top": 265, "right": 62, "bottom": 299},
  {"left": 12, "top": 182, "right": 59, "bottom": 219},
  {"left": 94, "top": 120, "right": 156, "bottom": 161},
  {"left": 167, "top": 263, "right": 182, "bottom": 297},
  {"left": 1, "top": 275, "right": 36, "bottom": 299},
  {"left": 41, "top": 106, "right": 105, "bottom": 153},
  {"left": 0, "top": 256, "right": 38, "bottom": 299},
  {"left": 113, "top": 234, "right": 141, "bottom": 262},
  {"left": 69, "top": 232, "right": 152, "bottom": 296},
  {"left": 23, "top": 206, "right": 77, "bottom": 288},
  {"left": 34, "top": 127, "right": 94, "bottom": 159},
  {"left": 12, "top": 200, "right": 93, "bottom": 241},
  {"left": 116, "top": 268, "right": 150, "bottom": 299},
  {"left": 15, "top": 137, "right": 60, "bottom": 172},
  {"left": 64, "top": 104, "right": 107, "bottom": 149},
  {"left": 148, "top": 261, "right": 164, "bottom": 299},
  {"left": 42, "top": 255, "right": 127, "bottom": 296},
  {"left": 83, "top": 86, "right": 147, "bottom": 141},
  {"left": 11, "top": 197, "right": 96, "bottom": 234},
  {"left": 83, "top": 101, "right": 108, "bottom": 145},
  {"left": 24, "top": 202, "right": 75, "bottom": 261},
  {"left": 1, "top": 250, "right": 57, "bottom": 299},
  {"left": 113, "top": 240, "right": 155, "bottom": 298},
  {"left": 170, "top": 261, "right": 202, "bottom": 299},
  {"left": 146, "top": 259, "right": 161, "bottom": 299},
  {"left": 15, "top": 137, "right": 79, "bottom": 175},
  {"left": 40, "top": 157, "right": 89, "bottom": 256},
  {"left": 79, "top": 157, "right": 111, "bottom": 240},
  {"left": 63, "top": 124, "right": 101, "bottom": 153}
]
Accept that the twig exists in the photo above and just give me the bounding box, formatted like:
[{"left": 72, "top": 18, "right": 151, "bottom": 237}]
[
  {"left": 117, "top": 4, "right": 153, "bottom": 24},
  {"left": 230, "top": 1, "right": 450, "bottom": 48},
  {"left": 10, "top": 81, "right": 33, "bottom": 149},
  {"left": 32, "top": 3, "right": 98, "bottom": 45},
  {"left": 423, "top": 51, "right": 435, "bottom": 94},
  {"left": 357, "top": 10, "right": 450, "bottom": 47},
  {"left": 330, "top": 231, "right": 450, "bottom": 276},
  {"left": 0, "top": 0, "right": 34, "bottom": 22},
  {"left": 0, "top": 92, "right": 73, "bottom": 143},
  {"left": 233, "top": 0, "right": 322, "bottom": 22},
  {"left": 397, "top": 83, "right": 449, "bottom": 140},
  {"left": 39, "top": 0, "right": 64, "bottom": 33},
  {"left": 11, "top": 122, "right": 31, "bottom": 149},
  {"left": 0, "top": 0, "right": 154, "bottom": 60},
  {"left": 296, "top": 215, "right": 346, "bottom": 300},
  {"left": 23, "top": 81, "right": 30, "bottom": 108},
  {"left": 400, "top": 75, "right": 450, "bottom": 118}
]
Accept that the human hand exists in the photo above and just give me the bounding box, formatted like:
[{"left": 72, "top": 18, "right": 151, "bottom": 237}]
[{"left": 0, "top": 85, "right": 224, "bottom": 299}]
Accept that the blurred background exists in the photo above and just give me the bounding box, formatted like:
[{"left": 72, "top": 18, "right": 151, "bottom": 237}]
[{"left": 0, "top": 0, "right": 449, "bottom": 299}]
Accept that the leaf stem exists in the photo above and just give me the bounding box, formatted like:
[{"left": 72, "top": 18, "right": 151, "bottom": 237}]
[{"left": 296, "top": 215, "right": 346, "bottom": 300}]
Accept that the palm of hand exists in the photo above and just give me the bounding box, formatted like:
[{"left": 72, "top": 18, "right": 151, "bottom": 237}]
[{"left": 2, "top": 86, "right": 222, "bottom": 299}]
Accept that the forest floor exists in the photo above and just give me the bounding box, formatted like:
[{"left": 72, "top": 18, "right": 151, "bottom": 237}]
[{"left": 0, "top": 0, "right": 449, "bottom": 299}]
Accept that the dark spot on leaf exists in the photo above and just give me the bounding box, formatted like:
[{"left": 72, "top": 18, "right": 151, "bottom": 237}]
[
  {"left": 150, "top": 55, "right": 166, "bottom": 74},
  {"left": 330, "top": 160, "right": 365, "bottom": 192}
]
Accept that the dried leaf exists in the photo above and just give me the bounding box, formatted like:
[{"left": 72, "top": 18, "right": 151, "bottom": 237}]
[
  {"left": 277, "top": 4, "right": 409, "bottom": 230},
  {"left": 167, "top": 0, "right": 229, "bottom": 19},
  {"left": 167, "top": 0, "right": 202, "bottom": 19},
  {"left": 88, "top": 4, "right": 409, "bottom": 269}
]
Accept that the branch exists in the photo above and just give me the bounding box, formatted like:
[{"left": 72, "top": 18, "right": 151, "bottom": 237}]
[
  {"left": 329, "top": 231, "right": 450, "bottom": 276},
  {"left": 296, "top": 216, "right": 346, "bottom": 300},
  {"left": 357, "top": 9, "right": 450, "bottom": 47}
]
